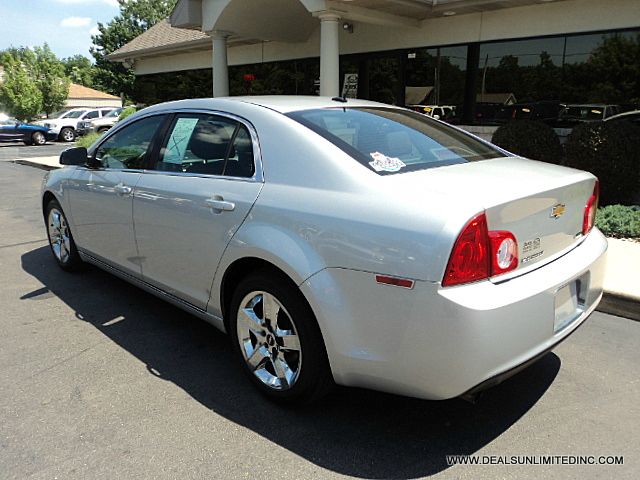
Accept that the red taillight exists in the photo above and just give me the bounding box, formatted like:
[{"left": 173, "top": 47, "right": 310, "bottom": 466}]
[
  {"left": 582, "top": 179, "right": 599, "bottom": 235},
  {"left": 442, "top": 212, "right": 518, "bottom": 287},
  {"left": 442, "top": 213, "right": 490, "bottom": 287}
]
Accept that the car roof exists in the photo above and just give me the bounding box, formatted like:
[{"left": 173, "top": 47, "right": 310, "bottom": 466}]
[
  {"left": 562, "top": 104, "right": 614, "bottom": 108},
  {"left": 141, "top": 96, "right": 395, "bottom": 115},
  {"left": 604, "top": 109, "right": 640, "bottom": 121}
]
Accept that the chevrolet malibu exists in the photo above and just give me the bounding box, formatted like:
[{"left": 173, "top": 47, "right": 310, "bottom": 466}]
[{"left": 42, "top": 97, "right": 607, "bottom": 404}]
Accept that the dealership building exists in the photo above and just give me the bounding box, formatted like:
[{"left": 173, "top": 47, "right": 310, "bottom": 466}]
[{"left": 109, "top": 0, "right": 640, "bottom": 123}]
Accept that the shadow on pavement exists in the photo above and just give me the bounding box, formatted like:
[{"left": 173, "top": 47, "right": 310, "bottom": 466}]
[{"left": 21, "top": 245, "right": 560, "bottom": 479}]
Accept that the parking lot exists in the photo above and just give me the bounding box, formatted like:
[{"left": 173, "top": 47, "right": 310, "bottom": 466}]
[
  {"left": 0, "top": 154, "right": 639, "bottom": 480},
  {"left": 0, "top": 141, "right": 69, "bottom": 161}
]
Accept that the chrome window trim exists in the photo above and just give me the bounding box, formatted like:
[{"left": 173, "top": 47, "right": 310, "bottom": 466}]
[{"left": 89, "top": 108, "right": 264, "bottom": 183}]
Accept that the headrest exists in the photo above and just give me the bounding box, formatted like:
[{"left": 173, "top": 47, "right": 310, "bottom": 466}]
[{"left": 189, "top": 120, "right": 233, "bottom": 160}]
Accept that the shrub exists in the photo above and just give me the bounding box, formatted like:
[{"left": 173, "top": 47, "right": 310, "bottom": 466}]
[
  {"left": 564, "top": 121, "right": 640, "bottom": 206},
  {"left": 491, "top": 120, "right": 564, "bottom": 165},
  {"left": 595, "top": 205, "right": 640, "bottom": 238},
  {"left": 118, "top": 106, "right": 136, "bottom": 122},
  {"left": 75, "top": 131, "right": 102, "bottom": 149}
]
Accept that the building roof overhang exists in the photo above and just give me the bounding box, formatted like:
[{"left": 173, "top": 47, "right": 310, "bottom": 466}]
[{"left": 109, "top": 0, "right": 571, "bottom": 62}]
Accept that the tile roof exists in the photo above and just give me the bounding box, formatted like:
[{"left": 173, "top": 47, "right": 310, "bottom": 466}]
[
  {"left": 108, "top": 19, "right": 209, "bottom": 59},
  {"left": 68, "top": 83, "right": 120, "bottom": 100}
]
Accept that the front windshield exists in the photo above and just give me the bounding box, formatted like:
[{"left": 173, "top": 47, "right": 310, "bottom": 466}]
[
  {"left": 105, "top": 108, "right": 123, "bottom": 118},
  {"left": 51, "top": 110, "right": 69, "bottom": 119},
  {"left": 287, "top": 107, "right": 502, "bottom": 175},
  {"left": 63, "top": 110, "right": 87, "bottom": 119}
]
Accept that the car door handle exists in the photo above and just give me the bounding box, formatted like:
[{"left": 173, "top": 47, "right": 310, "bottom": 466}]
[
  {"left": 206, "top": 198, "right": 235, "bottom": 212},
  {"left": 114, "top": 184, "right": 132, "bottom": 196}
]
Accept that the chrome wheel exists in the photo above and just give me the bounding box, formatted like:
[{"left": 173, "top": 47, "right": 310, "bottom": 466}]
[
  {"left": 236, "top": 291, "right": 302, "bottom": 390},
  {"left": 60, "top": 128, "right": 75, "bottom": 142},
  {"left": 47, "top": 208, "right": 71, "bottom": 264}
]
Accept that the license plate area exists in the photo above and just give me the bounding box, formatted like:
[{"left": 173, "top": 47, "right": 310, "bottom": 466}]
[{"left": 554, "top": 274, "right": 588, "bottom": 333}]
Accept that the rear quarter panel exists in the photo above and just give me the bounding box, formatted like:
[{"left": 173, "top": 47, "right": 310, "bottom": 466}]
[{"left": 207, "top": 104, "right": 481, "bottom": 316}]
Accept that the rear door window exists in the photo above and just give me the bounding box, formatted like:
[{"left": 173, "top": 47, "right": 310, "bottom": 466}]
[{"left": 154, "top": 113, "right": 255, "bottom": 177}]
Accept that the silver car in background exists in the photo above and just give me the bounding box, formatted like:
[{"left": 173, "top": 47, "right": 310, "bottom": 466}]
[
  {"left": 76, "top": 107, "right": 124, "bottom": 136},
  {"left": 42, "top": 96, "right": 607, "bottom": 403}
]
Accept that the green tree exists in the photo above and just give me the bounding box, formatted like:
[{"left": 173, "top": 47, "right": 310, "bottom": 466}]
[
  {"left": 0, "top": 53, "right": 43, "bottom": 121},
  {"left": 63, "top": 55, "right": 95, "bottom": 87},
  {"left": 587, "top": 33, "right": 640, "bottom": 103},
  {"left": 1, "top": 44, "right": 69, "bottom": 118},
  {"left": 33, "top": 44, "right": 70, "bottom": 117},
  {"left": 91, "top": 0, "right": 177, "bottom": 99}
]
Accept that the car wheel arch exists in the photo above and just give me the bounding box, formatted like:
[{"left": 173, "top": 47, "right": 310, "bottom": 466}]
[
  {"left": 42, "top": 191, "right": 58, "bottom": 217},
  {"left": 220, "top": 257, "right": 302, "bottom": 333}
]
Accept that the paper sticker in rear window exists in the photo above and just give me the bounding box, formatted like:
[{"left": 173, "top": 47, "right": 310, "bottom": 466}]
[{"left": 369, "top": 152, "right": 406, "bottom": 172}]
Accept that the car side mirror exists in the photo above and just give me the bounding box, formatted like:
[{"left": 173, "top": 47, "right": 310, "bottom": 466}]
[{"left": 60, "top": 147, "right": 88, "bottom": 166}]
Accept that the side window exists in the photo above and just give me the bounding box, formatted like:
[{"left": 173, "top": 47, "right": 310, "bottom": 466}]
[
  {"left": 156, "top": 114, "right": 238, "bottom": 175},
  {"left": 225, "top": 125, "right": 255, "bottom": 178},
  {"left": 100, "top": 109, "right": 112, "bottom": 117},
  {"left": 85, "top": 110, "right": 99, "bottom": 120},
  {"left": 95, "top": 115, "right": 163, "bottom": 169}
]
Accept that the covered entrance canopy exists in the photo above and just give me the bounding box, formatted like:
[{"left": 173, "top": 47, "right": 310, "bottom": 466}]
[{"left": 168, "top": 0, "right": 570, "bottom": 97}]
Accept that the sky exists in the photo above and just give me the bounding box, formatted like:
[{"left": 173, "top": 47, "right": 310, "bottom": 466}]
[{"left": 0, "top": 0, "right": 121, "bottom": 60}]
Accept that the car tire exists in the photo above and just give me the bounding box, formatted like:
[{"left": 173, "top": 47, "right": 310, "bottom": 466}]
[
  {"left": 97, "top": 127, "right": 110, "bottom": 134},
  {"left": 229, "top": 270, "right": 333, "bottom": 404},
  {"left": 45, "top": 199, "right": 83, "bottom": 271},
  {"left": 59, "top": 127, "right": 76, "bottom": 142},
  {"left": 32, "top": 131, "right": 46, "bottom": 146}
]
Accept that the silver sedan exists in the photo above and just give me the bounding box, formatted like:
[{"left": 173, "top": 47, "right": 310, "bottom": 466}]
[{"left": 42, "top": 96, "right": 607, "bottom": 403}]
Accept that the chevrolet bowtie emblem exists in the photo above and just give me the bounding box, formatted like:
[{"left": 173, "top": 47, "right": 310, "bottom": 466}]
[{"left": 550, "top": 203, "right": 566, "bottom": 219}]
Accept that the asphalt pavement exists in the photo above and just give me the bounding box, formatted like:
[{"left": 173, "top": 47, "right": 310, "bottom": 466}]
[
  {"left": 0, "top": 160, "right": 639, "bottom": 479},
  {"left": 0, "top": 141, "right": 69, "bottom": 161}
]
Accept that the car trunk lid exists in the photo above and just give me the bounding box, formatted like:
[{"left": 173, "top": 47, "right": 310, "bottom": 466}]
[{"left": 386, "top": 157, "right": 597, "bottom": 279}]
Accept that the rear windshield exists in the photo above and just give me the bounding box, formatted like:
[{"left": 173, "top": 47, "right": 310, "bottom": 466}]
[
  {"left": 560, "top": 106, "right": 605, "bottom": 121},
  {"left": 286, "top": 107, "right": 502, "bottom": 175}
]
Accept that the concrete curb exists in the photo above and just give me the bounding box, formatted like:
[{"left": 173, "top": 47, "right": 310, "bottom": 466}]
[
  {"left": 598, "top": 293, "right": 640, "bottom": 321},
  {"left": 13, "top": 159, "right": 59, "bottom": 171}
]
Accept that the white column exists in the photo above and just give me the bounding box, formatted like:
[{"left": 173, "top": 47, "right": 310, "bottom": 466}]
[
  {"left": 211, "top": 31, "right": 230, "bottom": 97},
  {"left": 318, "top": 12, "right": 340, "bottom": 97}
]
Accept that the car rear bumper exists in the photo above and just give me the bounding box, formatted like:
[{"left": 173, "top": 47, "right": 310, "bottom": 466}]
[{"left": 301, "top": 229, "right": 607, "bottom": 400}]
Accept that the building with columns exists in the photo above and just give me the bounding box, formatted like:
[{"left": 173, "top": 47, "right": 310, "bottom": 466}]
[{"left": 108, "top": 0, "right": 640, "bottom": 123}]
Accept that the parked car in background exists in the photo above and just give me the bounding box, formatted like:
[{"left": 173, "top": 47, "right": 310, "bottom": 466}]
[
  {"left": 76, "top": 107, "right": 124, "bottom": 136},
  {"left": 0, "top": 117, "right": 56, "bottom": 145},
  {"left": 555, "top": 104, "right": 621, "bottom": 127},
  {"left": 36, "top": 107, "right": 115, "bottom": 142},
  {"left": 494, "top": 101, "right": 565, "bottom": 126},
  {"left": 603, "top": 109, "right": 640, "bottom": 126},
  {"left": 407, "top": 104, "right": 456, "bottom": 121},
  {"left": 43, "top": 96, "right": 606, "bottom": 404}
]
